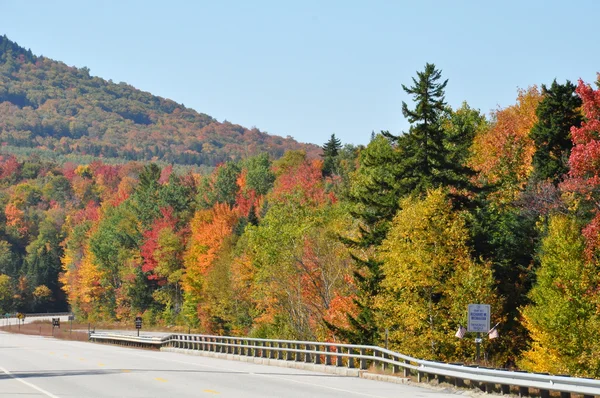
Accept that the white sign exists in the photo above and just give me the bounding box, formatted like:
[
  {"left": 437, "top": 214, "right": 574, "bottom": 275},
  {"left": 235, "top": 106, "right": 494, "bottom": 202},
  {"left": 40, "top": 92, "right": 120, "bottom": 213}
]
[{"left": 468, "top": 304, "right": 490, "bottom": 333}]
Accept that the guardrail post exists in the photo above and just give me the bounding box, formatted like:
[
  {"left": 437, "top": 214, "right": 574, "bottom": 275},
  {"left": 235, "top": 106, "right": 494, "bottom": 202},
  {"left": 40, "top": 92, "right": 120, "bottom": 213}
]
[
  {"left": 305, "top": 344, "right": 312, "bottom": 363},
  {"left": 379, "top": 352, "right": 386, "bottom": 371},
  {"left": 325, "top": 346, "right": 331, "bottom": 366},
  {"left": 336, "top": 347, "right": 343, "bottom": 367},
  {"left": 294, "top": 343, "right": 300, "bottom": 361},
  {"left": 262, "top": 341, "right": 267, "bottom": 358},
  {"left": 286, "top": 343, "right": 292, "bottom": 361},
  {"left": 454, "top": 376, "right": 464, "bottom": 388},
  {"left": 417, "top": 369, "right": 424, "bottom": 383},
  {"left": 500, "top": 384, "right": 510, "bottom": 395},
  {"left": 559, "top": 393, "right": 570, "bottom": 398},
  {"left": 314, "top": 345, "right": 321, "bottom": 365},
  {"left": 519, "top": 386, "right": 529, "bottom": 397},
  {"left": 403, "top": 359, "right": 410, "bottom": 377},
  {"left": 348, "top": 348, "right": 355, "bottom": 368},
  {"left": 277, "top": 342, "right": 283, "bottom": 360},
  {"left": 359, "top": 348, "right": 367, "bottom": 370}
]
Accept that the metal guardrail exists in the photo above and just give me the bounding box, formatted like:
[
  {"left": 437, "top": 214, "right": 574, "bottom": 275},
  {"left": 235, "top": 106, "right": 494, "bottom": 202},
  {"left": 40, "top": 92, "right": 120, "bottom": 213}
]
[{"left": 89, "top": 332, "right": 600, "bottom": 397}]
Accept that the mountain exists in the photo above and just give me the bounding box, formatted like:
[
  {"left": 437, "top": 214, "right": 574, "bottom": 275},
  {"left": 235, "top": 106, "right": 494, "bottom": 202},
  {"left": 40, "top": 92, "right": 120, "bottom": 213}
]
[{"left": 0, "top": 35, "right": 320, "bottom": 166}]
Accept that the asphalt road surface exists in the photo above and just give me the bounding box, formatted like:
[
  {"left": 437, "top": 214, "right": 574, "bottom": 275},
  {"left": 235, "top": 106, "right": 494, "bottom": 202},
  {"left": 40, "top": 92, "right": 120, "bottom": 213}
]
[{"left": 0, "top": 331, "right": 470, "bottom": 398}]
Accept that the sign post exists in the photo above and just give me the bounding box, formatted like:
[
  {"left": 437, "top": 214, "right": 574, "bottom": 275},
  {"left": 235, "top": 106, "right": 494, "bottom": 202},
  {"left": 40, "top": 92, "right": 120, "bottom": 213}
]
[
  {"left": 16, "top": 313, "right": 25, "bottom": 330},
  {"left": 468, "top": 304, "right": 490, "bottom": 363},
  {"left": 135, "top": 316, "right": 142, "bottom": 337},
  {"left": 52, "top": 318, "right": 60, "bottom": 336}
]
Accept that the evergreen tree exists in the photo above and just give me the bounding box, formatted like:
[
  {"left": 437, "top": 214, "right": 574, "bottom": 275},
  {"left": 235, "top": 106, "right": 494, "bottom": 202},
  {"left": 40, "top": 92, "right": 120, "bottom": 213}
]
[
  {"left": 530, "top": 80, "right": 582, "bottom": 183},
  {"left": 131, "top": 163, "right": 162, "bottom": 228},
  {"left": 384, "top": 63, "right": 476, "bottom": 198},
  {"left": 383, "top": 63, "right": 449, "bottom": 195},
  {"left": 322, "top": 134, "right": 342, "bottom": 177},
  {"left": 328, "top": 134, "right": 403, "bottom": 344}
]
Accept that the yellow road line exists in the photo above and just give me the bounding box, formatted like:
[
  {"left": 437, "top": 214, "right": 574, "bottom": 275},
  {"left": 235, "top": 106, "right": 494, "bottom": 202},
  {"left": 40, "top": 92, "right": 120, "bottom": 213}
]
[
  {"left": 204, "top": 390, "right": 220, "bottom": 394},
  {"left": 97, "top": 363, "right": 105, "bottom": 367},
  {"left": 154, "top": 377, "right": 168, "bottom": 383}
]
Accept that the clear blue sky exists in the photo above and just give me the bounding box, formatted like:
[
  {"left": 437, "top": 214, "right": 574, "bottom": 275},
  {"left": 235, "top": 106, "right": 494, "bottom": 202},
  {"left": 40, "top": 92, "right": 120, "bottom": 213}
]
[{"left": 1, "top": 0, "right": 599, "bottom": 146}]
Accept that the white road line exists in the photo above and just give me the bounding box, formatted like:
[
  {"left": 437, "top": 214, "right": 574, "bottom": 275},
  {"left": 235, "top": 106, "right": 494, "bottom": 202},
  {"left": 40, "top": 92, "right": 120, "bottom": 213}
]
[{"left": 0, "top": 366, "right": 61, "bottom": 398}]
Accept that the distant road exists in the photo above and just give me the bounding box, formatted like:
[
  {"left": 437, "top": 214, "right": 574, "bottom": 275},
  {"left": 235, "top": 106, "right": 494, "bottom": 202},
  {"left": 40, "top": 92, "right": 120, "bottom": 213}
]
[
  {"left": 0, "top": 332, "right": 468, "bottom": 398},
  {"left": 2, "top": 313, "right": 71, "bottom": 326}
]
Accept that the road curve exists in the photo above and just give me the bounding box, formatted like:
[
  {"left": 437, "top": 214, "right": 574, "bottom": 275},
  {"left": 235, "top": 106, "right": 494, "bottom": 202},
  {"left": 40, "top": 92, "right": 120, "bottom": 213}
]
[{"left": 0, "top": 331, "right": 468, "bottom": 398}]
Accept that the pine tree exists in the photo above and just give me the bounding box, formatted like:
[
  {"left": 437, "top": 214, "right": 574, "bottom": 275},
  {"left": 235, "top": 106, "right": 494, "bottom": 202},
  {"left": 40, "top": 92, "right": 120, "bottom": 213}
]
[
  {"left": 530, "top": 80, "right": 582, "bottom": 183},
  {"left": 384, "top": 63, "right": 447, "bottom": 194},
  {"left": 385, "top": 63, "right": 473, "bottom": 197},
  {"left": 321, "top": 134, "right": 342, "bottom": 177},
  {"left": 328, "top": 134, "right": 403, "bottom": 344}
]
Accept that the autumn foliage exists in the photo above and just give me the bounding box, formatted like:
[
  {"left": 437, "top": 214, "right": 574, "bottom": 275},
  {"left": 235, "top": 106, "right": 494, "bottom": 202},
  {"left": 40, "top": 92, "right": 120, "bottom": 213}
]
[{"left": 3, "top": 37, "right": 600, "bottom": 376}]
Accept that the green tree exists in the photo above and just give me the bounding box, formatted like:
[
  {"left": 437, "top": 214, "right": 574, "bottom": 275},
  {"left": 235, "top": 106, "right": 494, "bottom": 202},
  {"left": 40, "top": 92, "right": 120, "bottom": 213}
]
[
  {"left": 0, "top": 240, "right": 18, "bottom": 277},
  {"left": 0, "top": 274, "right": 14, "bottom": 313},
  {"left": 198, "top": 162, "right": 241, "bottom": 209},
  {"left": 131, "top": 163, "right": 162, "bottom": 228},
  {"left": 386, "top": 63, "right": 467, "bottom": 196},
  {"left": 23, "top": 209, "right": 67, "bottom": 311},
  {"left": 42, "top": 174, "right": 73, "bottom": 205},
  {"left": 243, "top": 153, "right": 275, "bottom": 196},
  {"left": 89, "top": 205, "right": 142, "bottom": 317},
  {"left": 520, "top": 215, "right": 600, "bottom": 377},
  {"left": 468, "top": 201, "right": 538, "bottom": 362},
  {"left": 530, "top": 80, "right": 583, "bottom": 183},
  {"left": 322, "top": 134, "right": 342, "bottom": 177},
  {"left": 331, "top": 134, "right": 403, "bottom": 345},
  {"left": 441, "top": 102, "right": 487, "bottom": 193}
]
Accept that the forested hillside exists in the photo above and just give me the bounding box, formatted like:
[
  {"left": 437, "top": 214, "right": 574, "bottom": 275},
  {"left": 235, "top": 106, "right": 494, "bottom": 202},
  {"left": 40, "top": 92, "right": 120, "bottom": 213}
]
[
  {"left": 0, "top": 35, "right": 319, "bottom": 166},
  {"left": 2, "top": 36, "right": 600, "bottom": 378}
]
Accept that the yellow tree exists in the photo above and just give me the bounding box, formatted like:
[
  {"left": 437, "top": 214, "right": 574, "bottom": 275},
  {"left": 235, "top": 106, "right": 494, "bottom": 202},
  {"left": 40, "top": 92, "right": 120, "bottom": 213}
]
[
  {"left": 520, "top": 215, "right": 600, "bottom": 377},
  {"left": 376, "top": 189, "right": 501, "bottom": 362}
]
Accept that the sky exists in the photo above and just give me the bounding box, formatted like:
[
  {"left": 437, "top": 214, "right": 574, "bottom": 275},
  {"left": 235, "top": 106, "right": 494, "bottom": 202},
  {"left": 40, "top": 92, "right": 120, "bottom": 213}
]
[{"left": 1, "top": 0, "right": 599, "bottom": 146}]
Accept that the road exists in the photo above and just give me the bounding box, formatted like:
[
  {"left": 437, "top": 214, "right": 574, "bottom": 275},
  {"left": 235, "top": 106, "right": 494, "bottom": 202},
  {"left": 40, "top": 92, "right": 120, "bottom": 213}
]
[
  {"left": 2, "top": 314, "right": 71, "bottom": 326},
  {"left": 0, "top": 331, "right": 470, "bottom": 398}
]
